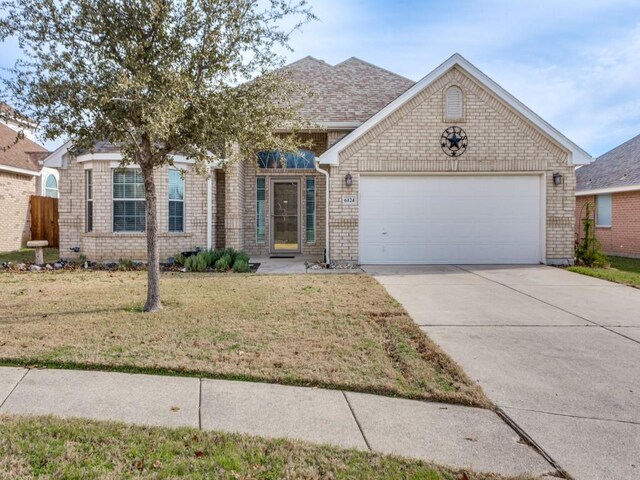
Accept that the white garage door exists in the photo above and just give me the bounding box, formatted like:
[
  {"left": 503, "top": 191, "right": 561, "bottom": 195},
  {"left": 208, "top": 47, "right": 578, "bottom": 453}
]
[{"left": 359, "top": 175, "right": 543, "bottom": 264}]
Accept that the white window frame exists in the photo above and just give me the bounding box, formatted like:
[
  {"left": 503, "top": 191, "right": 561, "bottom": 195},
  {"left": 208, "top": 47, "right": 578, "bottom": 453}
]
[
  {"left": 112, "top": 169, "right": 146, "bottom": 233},
  {"left": 45, "top": 174, "right": 59, "bottom": 198},
  {"left": 168, "top": 169, "right": 185, "bottom": 233},
  {"left": 85, "top": 169, "right": 93, "bottom": 232},
  {"left": 596, "top": 194, "right": 612, "bottom": 228}
]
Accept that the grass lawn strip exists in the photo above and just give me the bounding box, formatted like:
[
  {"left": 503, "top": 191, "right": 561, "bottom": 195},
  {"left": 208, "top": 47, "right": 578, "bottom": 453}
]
[
  {"left": 0, "top": 415, "right": 537, "bottom": 480},
  {"left": 0, "top": 272, "right": 488, "bottom": 408},
  {"left": 568, "top": 256, "right": 640, "bottom": 288},
  {"left": 0, "top": 248, "right": 59, "bottom": 265}
]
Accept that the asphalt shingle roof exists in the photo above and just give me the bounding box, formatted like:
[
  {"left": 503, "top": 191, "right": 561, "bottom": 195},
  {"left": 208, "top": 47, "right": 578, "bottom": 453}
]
[
  {"left": 576, "top": 134, "right": 640, "bottom": 191},
  {"left": 0, "top": 122, "right": 48, "bottom": 172},
  {"left": 281, "top": 56, "right": 415, "bottom": 123}
]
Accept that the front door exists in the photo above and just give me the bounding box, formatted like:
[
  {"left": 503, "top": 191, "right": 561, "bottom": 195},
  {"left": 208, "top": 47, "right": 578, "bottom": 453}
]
[{"left": 271, "top": 180, "right": 300, "bottom": 253}]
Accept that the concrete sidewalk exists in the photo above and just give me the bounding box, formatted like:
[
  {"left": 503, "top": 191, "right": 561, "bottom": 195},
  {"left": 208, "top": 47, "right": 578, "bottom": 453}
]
[{"left": 0, "top": 366, "right": 553, "bottom": 477}]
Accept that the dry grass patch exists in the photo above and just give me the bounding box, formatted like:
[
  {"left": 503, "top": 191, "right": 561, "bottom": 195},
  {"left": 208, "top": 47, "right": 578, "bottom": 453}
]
[
  {"left": 0, "top": 271, "right": 487, "bottom": 407},
  {"left": 0, "top": 415, "right": 533, "bottom": 480}
]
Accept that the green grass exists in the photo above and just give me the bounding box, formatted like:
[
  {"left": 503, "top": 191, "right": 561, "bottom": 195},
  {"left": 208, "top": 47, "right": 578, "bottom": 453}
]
[
  {"left": 0, "top": 272, "right": 488, "bottom": 407},
  {"left": 0, "top": 415, "right": 527, "bottom": 480},
  {"left": 568, "top": 256, "right": 640, "bottom": 287},
  {"left": 0, "top": 248, "right": 59, "bottom": 265}
]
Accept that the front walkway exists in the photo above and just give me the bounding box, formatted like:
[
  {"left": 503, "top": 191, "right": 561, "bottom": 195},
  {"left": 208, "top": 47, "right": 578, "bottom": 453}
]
[
  {"left": 0, "top": 366, "right": 552, "bottom": 477},
  {"left": 366, "top": 264, "right": 640, "bottom": 480}
]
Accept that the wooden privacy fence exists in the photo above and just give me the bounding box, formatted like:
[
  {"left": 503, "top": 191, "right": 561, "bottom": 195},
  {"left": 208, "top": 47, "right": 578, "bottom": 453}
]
[{"left": 30, "top": 195, "right": 59, "bottom": 248}]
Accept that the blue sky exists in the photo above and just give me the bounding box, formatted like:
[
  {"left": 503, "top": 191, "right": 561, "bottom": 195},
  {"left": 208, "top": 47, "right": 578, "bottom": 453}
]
[
  {"left": 279, "top": 0, "right": 640, "bottom": 157},
  {"left": 2, "top": 0, "right": 639, "bottom": 157}
]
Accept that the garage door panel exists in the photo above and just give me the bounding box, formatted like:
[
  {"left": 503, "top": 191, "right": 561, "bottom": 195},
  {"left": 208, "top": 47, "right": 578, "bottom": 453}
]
[{"left": 359, "top": 175, "right": 542, "bottom": 264}]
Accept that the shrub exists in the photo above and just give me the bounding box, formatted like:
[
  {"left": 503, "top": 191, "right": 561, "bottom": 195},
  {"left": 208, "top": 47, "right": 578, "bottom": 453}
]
[
  {"left": 210, "top": 248, "right": 225, "bottom": 264},
  {"left": 174, "top": 253, "right": 186, "bottom": 266},
  {"left": 223, "top": 247, "right": 237, "bottom": 264},
  {"left": 235, "top": 251, "right": 249, "bottom": 265},
  {"left": 576, "top": 202, "right": 607, "bottom": 267},
  {"left": 117, "top": 259, "right": 135, "bottom": 271},
  {"left": 232, "top": 258, "right": 250, "bottom": 273},
  {"left": 185, "top": 252, "right": 208, "bottom": 272},
  {"left": 215, "top": 253, "right": 232, "bottom": 272}
]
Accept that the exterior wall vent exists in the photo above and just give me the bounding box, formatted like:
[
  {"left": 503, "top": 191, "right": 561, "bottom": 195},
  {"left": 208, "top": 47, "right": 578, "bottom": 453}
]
[{"left": 445, "top": 86, "right": 463, "bottom": 120}]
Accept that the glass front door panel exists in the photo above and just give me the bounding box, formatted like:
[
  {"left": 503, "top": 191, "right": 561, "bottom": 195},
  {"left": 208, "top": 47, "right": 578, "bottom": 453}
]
[{"left": 272, "top": 182, "right": 299, "bottom": 252}]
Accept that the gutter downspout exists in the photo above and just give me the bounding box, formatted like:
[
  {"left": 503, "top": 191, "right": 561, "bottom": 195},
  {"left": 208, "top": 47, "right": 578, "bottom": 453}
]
[
  {"left": 206, "top": 167, "right": 212, "bottom": 250},
  {"left": 314, "top": 158, "right": 330, "bottom": 266}
]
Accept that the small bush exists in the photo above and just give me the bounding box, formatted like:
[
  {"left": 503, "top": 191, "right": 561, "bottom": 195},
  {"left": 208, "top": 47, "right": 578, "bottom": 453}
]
[
  {"left": 232, "top": 258, "right": 250, "bottom": 273},
  {"left": 117, "top": 259, "right": 135, "bottom": 271},
  {"left": 235, "top": 251, "right": 249, "bottom": 265},
  {"left": 215, "top": 253, "right": 232, "bottom": 272},
  {"left": 185, "top": 252, "right": 208, "bottom": 272},
  {"left": 174, "top": 253, "right": 186, "bottom": 266},
  {"left": 576, "top": 202, "right": 607, "bottom": 267},
  {"left": 210, "top": 249, "right": 225, "bottom": 264},
  {"left": 223, "top": 247, "right": 237, "bottom": 264}
]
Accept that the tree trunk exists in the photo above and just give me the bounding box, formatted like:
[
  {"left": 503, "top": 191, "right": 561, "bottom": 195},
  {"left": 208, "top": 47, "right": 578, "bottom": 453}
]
[{"left": 141, "top": 162, "right": 162, "bottom": 312}]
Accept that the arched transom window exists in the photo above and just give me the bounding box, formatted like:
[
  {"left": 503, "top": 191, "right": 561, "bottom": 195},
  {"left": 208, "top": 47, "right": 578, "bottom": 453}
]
[{"left": 45, "top": 174, "right": 58, "bottom": 198}]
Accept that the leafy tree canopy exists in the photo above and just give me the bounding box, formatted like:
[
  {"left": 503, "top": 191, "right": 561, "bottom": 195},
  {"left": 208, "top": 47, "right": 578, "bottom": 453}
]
[{"left": 0, "top": 0, "right": 315, "bottom": 168}]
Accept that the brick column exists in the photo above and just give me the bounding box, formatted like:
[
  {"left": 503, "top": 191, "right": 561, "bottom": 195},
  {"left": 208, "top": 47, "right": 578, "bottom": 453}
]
[{"left": 224, "top": 158, "right": 245, "bottom": 249}]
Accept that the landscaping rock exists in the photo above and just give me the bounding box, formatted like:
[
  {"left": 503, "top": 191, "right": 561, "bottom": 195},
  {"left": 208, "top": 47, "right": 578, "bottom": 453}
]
[
  {"left": 53, "top": 263, "right": 63, "bottom": 269},
  {"left": 45, "top": 264, "right": 53, "bottom": 270},
  {"left": 30, "top": 265, "right": 42, "bottom": 272},
  {"left": 16, "top": 263, "right": 26, "bottom": 271}
]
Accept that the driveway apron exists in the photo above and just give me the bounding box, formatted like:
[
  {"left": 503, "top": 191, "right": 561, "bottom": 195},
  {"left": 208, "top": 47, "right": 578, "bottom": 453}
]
[{"left": 367, "top": 264, "right": 640, "bottom": 480}]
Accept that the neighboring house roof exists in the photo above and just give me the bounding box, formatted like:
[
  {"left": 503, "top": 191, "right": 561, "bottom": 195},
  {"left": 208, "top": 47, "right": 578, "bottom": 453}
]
[
  {"left": 0, "top": 101, "right": 36, "bottom": 126},
  {"left": 319, "top": 53, "right": 593, "bottom": 166},
  {"left": 576, "top": 133, "right": 640, "bottom": 195},
  {"left": 281, "top": 56, "right": 415, "bottom": 125},
  {"left": 0, "top": 122, "right": 48, "bottom": 175}
]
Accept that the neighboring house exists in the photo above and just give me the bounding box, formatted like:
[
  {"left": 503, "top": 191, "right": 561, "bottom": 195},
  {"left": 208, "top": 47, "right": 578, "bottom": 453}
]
[
  {"left": 44, "top": 54, "right": 590, "bottom": 264},
  {"left": 0, "top": 103, "right": 54, "bottom": 252},
  {"left": 575, "top": 134, "right": 640, "bottom": 257}
]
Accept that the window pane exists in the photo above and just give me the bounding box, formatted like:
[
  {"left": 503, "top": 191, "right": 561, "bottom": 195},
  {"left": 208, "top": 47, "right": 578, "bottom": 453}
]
[
  {"left": 86, "top": 170, "right": 93, "bottom": 200},
  {"left": 596, "top": 194, "right": 612, "bottom": 226},
  {"left": 306, "top": 177, "right": 315, "bottom": 242},
  {"left": 256, "top": 178, "right": 266, "bottom": 242},
  {"left": 169, "top": 200, "right": 184, "bottom": 232},
  {"left": 113, "top": 169, "right": 144, "bottom": 199},
  {"left": 169, "top": 170, "right": 184, "bottom": 200},
  {"left": 86, "top": 202, "right": 93, "bottom": 232},
  {"left": 113, "top": 200, "right": 145, "bottom": 232}
]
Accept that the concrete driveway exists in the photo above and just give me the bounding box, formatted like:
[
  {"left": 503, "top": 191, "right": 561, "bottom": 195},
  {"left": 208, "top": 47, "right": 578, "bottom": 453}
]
[{"left": 365, "top": 264, "right": 640, "bottom": 480}]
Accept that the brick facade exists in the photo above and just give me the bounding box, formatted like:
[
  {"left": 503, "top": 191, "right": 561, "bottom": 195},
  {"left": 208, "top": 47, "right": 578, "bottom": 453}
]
[
  {"left": 58, "top": 154, "right": 210, "bottom": 261},
  {"left": 327, "top": 66, "right": 576, "bottom": 264},
  {"left": 0, "top": 171, "right": 36, "bottom": 251},
  {"left": 576, "top": 192, "right": 640, "bottom": 258}
]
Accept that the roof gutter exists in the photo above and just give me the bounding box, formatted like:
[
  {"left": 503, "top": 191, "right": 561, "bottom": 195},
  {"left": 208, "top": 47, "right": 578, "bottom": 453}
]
[
  {"left": 0, "top": 164, "right": 40, "bottom": 176},
  {"left": 576, "top": 184, "right": 640, "bottom": 196},
  {"left": 314, "top": 157, "right": 330, "bottom": 266}
]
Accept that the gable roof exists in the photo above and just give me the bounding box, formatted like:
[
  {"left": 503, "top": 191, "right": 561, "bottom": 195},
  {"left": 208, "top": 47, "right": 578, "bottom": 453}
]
[
  {"left": 281, "top": 56, "right": 415, "bottom": 125},
  {"left": 319, "top": 53, "right": 593, "bottom": 166},
  {"left": 0, "top": 122, "right": 48, "bottom": 175},
  {"left": 576, "top": 133, "right": 640, "bottom": 194}
]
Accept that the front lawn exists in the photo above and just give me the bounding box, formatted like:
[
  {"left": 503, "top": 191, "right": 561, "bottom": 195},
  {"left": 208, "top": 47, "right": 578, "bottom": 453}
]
[
  {"left": 0, "top": 272, "right": 487, "bottom": 407},
  {"left": 568, "top": 256, "right": 640, "bottom": 288},
  {"left": 0, "top": 248, "right": 59, "bottom": 265},
  {"left": 0, "top": 415, "right": 521, "bottom": 480}
]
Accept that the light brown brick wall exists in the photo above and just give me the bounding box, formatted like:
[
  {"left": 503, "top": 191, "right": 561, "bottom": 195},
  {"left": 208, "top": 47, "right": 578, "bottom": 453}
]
[
  {"left": 329, "top": 66, "right": 576, "bottom": 264},
  {"left": 0, "top": 171, "right": 36, "bottom": 251},
  {"left": 576, "top": 192, "right": 640, "bottom": 258},
  {"left": 58, "top": 155, "right": 210, "bottom": 261}
]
